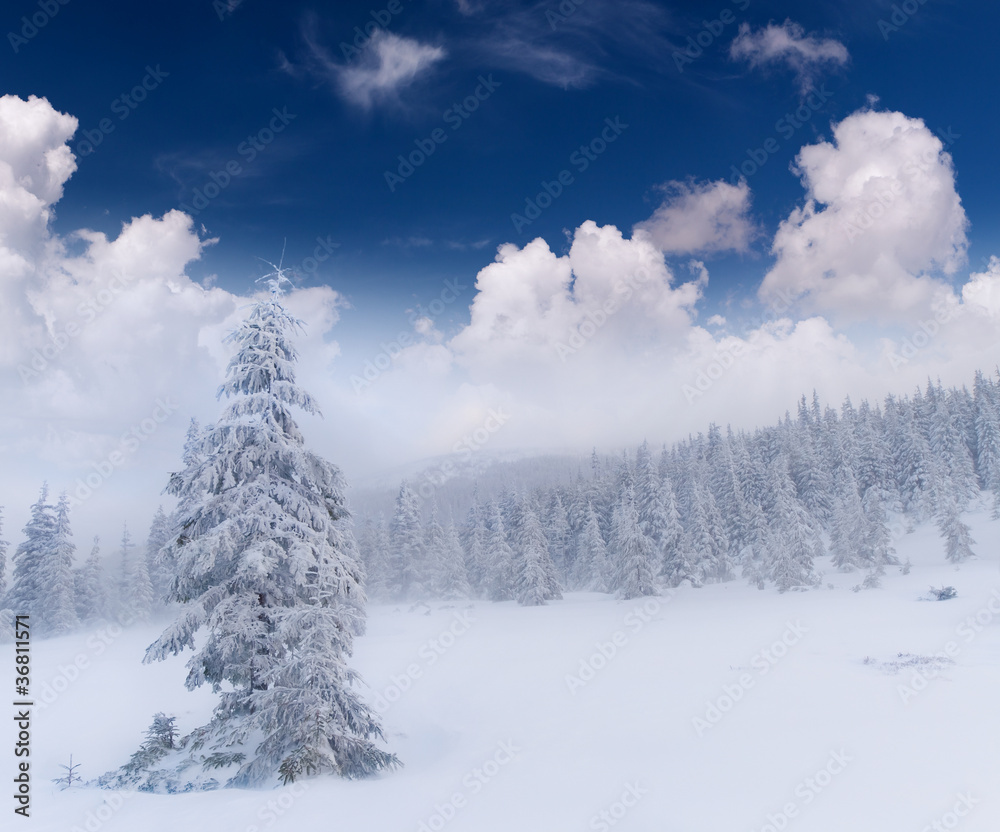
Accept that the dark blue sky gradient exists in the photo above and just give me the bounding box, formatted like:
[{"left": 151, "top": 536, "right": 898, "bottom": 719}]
[{"left": 4, "top": 0, "right": 998, "bottom": 331}]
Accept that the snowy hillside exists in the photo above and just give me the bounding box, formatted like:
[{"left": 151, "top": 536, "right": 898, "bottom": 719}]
[{"left": 12, "top": 508, "right": 1000, "bottom": 832}]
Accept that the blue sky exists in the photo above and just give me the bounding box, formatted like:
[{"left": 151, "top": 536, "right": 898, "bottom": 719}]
[
  {"left": 4, "top": 0, "right": 1000, "bottom": 540},
  {"left": 7, "top": 0, "right": 999, "bottom": 319}
]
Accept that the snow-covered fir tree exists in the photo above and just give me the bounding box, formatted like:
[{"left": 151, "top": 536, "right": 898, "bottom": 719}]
[
  {"left": 144, "top": 506, "right": 174, "bottom": 605},
  {"left": 436, "top": 519, "right": 472, "bottom": 599},
  {"left": 119, "top": 524, "right": 154, "bottom": 620},
  {"left": 543, "top": 493, "right": 573, "bottom": 580},
  {"left": 829, "top": 467, "right": 869, "bottom": 572},
  {"left": 576, "top": 503, "right": 611, "bottom": 592},
  {"left": 99, "top": 713, "right": 183, "bottom": 792},
  {"left": 973, "top": 370, "right": 1000, "bottom": 515},
  {"left": 356, "top": 514, "right": 392, "bottom": 601},
  {"left": 642, "top": 472, "right": 684, "bottom": 580},
  {"left": 423, "top": 503, "right": 446, "bottom": 595},
  {"left": 739, "top": 499, "right": 770, "bottom": 590},
  {"left": 609, "top": 483, "right": 658, "bottom": 599},
  {"left": 483, "top": 503, "right": 515, "bottom": 601},
  {"left": 680, "top": 486, "right": 717, "bottom": 587},
  {"left": 462, "top": 497, "right": 488, "bottom": 596},
  {"left": 41, "top": 492, "right": 79, "bottom": 635},
  {"left": 861, "top": 486, "right": 897, "bottom": 567},
  {"left": 927, "top": 382, "right": 979, "bottom": 507},
  {"left": 388, "top": 482, "right": 424, "bottom": 601},
  {"left": 935, "top": 493, "right": 976, "bottom": 563},
  {"left": 512, "top": 499, "right": 562, "bottom": 606},
  {"left": 142, "top": 272, "right": 398, "bottom": 786},
  {"left": 5, "top": 485, "right": 56, "bottom": 626},
  {"left": 75, "top": 536, "right": 108, "bottom": 624},
  {"left": 763, "top": 455, "right": 819, "bottom": 592},
  {"left": 0, "top": 506, "right": 7, "bottom": 603}
]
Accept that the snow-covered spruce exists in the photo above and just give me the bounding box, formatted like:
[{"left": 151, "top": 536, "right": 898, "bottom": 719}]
[
  {"left": 512, "top": 497, "right": 562, "bottom": 606},
  {"left": 576, "top": 502, "right": 611, "bottom": 592},
  {"left": 74, "top": 536, "right": 109, "bottom": 625},
  {"left": 45, "top": 492, "right": 81, "bottom": 635},
  {"left": 139, "top": 281, "right": 398, "bottom": 788},
  {"left": 356, "top": 513, "right": 392, "bottom": 601},
  {"left": 119, "top": 523, "right": 154, "bottom": 621},
  {"left": 388, "top": 481, "right": 424, "bottom": 601},
  {"left": 0, "top": 506, "right": 6, "bottom": 602},
  {"left": 144, "top": 505, "right": 174, "bottom": 605},
  {"left": 0, "top": 507, "right": 11, "bottom": 641},
  {"left": 5, "top": 485, "right": 78, "bottom": 636},
  {"left": 935, "top": 493, "right": 977, "bottom": 563},
  {"left": 609, "top": 480, "right": 658, "bottom": 600},
  {"left": 484, "top": 502, "right": 515, "bottom": 601},
  {"left": 436, "top": 518, "right": 472, "bottom": 599}
]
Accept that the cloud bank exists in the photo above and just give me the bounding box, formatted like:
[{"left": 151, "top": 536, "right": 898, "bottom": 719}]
[{"left": 3, "top": 94, "right": 1000, "bottom": 548}]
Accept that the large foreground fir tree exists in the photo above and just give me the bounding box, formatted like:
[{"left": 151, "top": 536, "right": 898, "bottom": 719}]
[{"left": 142, "top": 270, "right": 398, "bottom": 787}]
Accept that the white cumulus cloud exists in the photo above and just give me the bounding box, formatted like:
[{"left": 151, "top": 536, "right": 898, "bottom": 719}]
[
  {"left": 759, "top": 108, "right": 968, "bottom": 324},
  {"left": 634, "top": 179, "right": 755, "bottom": 256}
]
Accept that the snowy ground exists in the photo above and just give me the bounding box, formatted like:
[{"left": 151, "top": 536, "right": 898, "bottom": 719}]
[{"left": 10, "top": 509, "right": 1000, "bottom": 831}]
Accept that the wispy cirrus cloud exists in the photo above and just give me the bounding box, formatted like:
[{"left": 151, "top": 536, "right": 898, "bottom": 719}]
[
  {"left": 287, "top": 15, "right": 446, "bottom": 110},
  {"left": 730, "top": 20, "right": 849, "bottom": 93},
  {"left": 338, "top": 31, "right": 446, "bottom": 109},
  {"left": 454, "top": 0, "right": 675, "bottom": 89}
]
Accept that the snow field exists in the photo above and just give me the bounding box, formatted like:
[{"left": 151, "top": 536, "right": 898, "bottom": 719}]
[{"left": 9, "top": 509, "right": 1000, "bottom": 832}]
